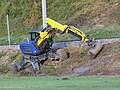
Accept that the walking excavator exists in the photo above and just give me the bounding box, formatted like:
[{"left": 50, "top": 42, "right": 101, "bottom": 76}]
[{"left": 15, "top": 18, "right": 103, "bottom": 75}]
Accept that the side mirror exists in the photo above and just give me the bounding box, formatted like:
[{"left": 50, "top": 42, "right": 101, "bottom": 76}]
[{"left": 27, "top": 37, "right": 29, "bottom": 42}]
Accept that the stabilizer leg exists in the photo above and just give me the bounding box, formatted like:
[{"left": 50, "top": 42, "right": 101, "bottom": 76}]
[
  {"left": 30, "top": 57, "right": 40, "bottom": 75},
  {"left": 15, "top": 56, "right": 26, "bottom": 71},
  {"left": 15, "top": 56, "right": 40, "bottom": 75}
]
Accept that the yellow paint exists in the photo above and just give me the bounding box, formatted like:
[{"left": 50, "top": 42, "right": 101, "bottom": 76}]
[
  {"left": 46, "top": 18, "right": 89, "bottom": 42},
  {"left": 36, "top": 31, "right": 52, "bottom": 46},
  {"left": 35, "top": 17, "right": 90, "bottom": 47},
  {"left": 46, "top": 18, "right": 67, "bottom": 32}
]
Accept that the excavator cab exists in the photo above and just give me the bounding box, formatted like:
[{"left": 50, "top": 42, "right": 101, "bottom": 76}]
[
  {"left": 20, "top": 29, "right": 43, "bottom": 55},
  {"left": 29, "top": 29, "right": 41, "bottom": 41}
]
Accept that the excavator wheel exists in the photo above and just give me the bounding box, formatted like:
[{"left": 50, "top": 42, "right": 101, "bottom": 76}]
[
  {"left": 7, "top": 63, "right": 38, "bottom": 76},
  {"left": 17, "top": 62, "right": 40, "bottom": 76},
  {"left": 88, "top": 43, "right": 104, "bottom": 59}
]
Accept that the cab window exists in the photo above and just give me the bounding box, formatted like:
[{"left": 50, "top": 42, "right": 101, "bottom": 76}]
[{"left": 31, "top": 33, "right": 40, "bottom": 40}]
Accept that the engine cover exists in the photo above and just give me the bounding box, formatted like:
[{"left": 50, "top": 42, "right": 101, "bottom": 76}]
[{"left": 20, "top": 41, "right": 41, "bottom": 55}]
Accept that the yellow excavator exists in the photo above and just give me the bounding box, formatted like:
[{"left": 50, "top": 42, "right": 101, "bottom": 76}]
[{"left": 15, "top": 18, "right": 103, "bottom": 75}]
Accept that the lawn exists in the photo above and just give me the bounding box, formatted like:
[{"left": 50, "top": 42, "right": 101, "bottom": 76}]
[{"left": 0, "top": 76, "right": 120, "bottom": 90}]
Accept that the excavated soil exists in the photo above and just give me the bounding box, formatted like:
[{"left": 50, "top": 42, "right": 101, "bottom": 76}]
[{"left": 0, "top": 41, "right": 120, "bottom": 76}]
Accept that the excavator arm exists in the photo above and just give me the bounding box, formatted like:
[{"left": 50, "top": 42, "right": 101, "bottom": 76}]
[
  {"left": 46, "top": 18, "right": 103, "bottom": 57},
  {"left": 46, "top": 18, "right": 90, "bottom": 43}
]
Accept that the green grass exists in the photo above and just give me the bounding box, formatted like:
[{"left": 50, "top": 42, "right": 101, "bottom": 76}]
[
  {"left": 0, "top": 24, "right": 120, "bottom": 45},
  {"left": 53, "top": 24, "right": 120, "bottom": 42},
  {"left": 0, "top": 76, "right": 120, "bottom": 90},
  {"left": 83, "top": 25, "right": 120, "bottom": 39},
  {"left": 0, "top": 0, "right": 120, "bottom": 45},
  {"left": 40, "top": 66, "right": 64, "bottom": 75},
  {"left": 0, "top": 66, "right": 7, "bottom": 74}
]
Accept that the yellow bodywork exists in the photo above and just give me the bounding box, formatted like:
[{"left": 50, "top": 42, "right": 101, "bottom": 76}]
[
  {"left": 46, "top": 18, "right": 89, "bottom": 42},
  {"left": 36, "top": 31, "right": 52, "bottom": 46},
  {"left": 36, "top": 17, "right": 89, "bottom": 47},
  {"left": 46, "top": 18, "right": 68, "bottom": 32}
]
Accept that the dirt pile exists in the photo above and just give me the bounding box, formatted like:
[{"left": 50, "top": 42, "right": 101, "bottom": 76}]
[
  {"left": 0, "top": 41, "right": 120, "bottom": 76},
  {"left": 40, "top": 41, "right": 120, "bottom": 76}
]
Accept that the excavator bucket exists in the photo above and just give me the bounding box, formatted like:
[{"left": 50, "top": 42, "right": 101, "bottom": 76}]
[{"left": 88, "top": 43, "right": 103, "bottom": 59}]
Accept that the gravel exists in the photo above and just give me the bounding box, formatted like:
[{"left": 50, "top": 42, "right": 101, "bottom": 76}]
[{"left": 0, "top": 38, "right": 120, "bottom": 50}]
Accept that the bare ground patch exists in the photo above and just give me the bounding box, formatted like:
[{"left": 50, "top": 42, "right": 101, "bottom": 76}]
[{"left": 0, "top": 41, "right": 120, "bottom": 76}]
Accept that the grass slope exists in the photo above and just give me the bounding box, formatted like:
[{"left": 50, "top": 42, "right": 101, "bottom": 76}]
[
  {"left": 0, "top": 76, "right": 120, "bottom": 90},
  {"left": 0, "top": 0, "right": 120, "bottom": 45}
]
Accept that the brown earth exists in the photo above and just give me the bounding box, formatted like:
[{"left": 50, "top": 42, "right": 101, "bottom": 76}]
[
  {"left": 70, "top": 0, "right": 120, "bottom": 27},
  {"left": 0, "top": 41, "right": 120, "bottom": 76}
]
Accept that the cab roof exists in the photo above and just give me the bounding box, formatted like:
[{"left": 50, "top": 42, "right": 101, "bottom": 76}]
[{"left": 29, "top": 29, "right": 43, "bottom": 34}]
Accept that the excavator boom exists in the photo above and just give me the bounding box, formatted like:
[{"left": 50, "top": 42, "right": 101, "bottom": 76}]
[{"left": 46, "top": 18, "right": 89, "bottom": 42}]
